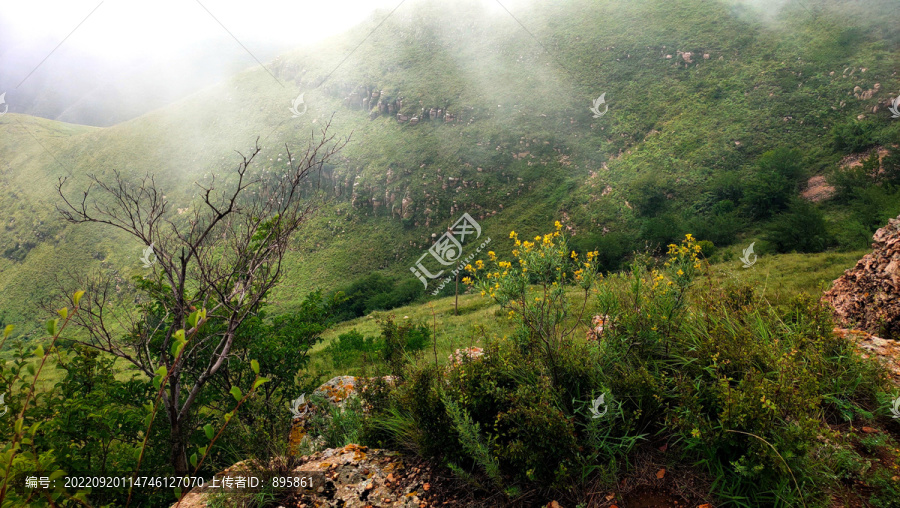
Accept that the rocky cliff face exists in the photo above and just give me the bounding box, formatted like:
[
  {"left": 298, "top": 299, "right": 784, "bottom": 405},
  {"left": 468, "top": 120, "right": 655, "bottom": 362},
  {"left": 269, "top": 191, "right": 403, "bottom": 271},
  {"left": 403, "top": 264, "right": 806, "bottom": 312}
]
[{"left": 823, "top": 214, "right": 900, "bottom": 339}]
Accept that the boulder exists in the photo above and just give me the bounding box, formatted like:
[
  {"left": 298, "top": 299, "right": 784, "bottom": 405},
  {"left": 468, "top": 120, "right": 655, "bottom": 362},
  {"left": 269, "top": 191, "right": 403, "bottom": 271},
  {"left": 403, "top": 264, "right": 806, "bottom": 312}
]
[{"left": 823, "top": 214, "right": 900, "bottom": 338}]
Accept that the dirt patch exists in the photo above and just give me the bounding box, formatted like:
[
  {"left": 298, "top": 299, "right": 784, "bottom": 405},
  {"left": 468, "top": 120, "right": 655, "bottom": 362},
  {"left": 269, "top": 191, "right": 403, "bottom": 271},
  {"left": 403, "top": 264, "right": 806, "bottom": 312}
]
[{"left": 802, "top": 175, "right": 835, "bottom": 202}]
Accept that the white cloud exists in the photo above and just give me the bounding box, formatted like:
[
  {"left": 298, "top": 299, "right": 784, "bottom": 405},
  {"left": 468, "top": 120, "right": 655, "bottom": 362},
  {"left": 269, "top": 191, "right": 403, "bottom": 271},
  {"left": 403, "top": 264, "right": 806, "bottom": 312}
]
[{"left": 0, "top": 0, "right": 400, "bottom": 62}]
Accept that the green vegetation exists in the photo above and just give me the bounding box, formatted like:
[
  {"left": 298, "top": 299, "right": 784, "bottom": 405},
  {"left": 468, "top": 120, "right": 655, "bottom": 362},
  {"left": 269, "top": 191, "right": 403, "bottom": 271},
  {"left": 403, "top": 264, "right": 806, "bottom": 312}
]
[
  {"left": 341, "top": 230, "right": 897, "bottom": 505},
  {"left": 2, "top": 0, "right": 900, "bottom": 505},
  {"left": 1, "top": 0, "right": 898, "bottom": 337}
]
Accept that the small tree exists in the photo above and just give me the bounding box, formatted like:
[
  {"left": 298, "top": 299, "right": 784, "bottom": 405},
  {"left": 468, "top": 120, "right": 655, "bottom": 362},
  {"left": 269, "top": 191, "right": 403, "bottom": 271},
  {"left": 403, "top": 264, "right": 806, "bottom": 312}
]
[{"left": 55, "top": 123, "right": 347, "bottom": 472}]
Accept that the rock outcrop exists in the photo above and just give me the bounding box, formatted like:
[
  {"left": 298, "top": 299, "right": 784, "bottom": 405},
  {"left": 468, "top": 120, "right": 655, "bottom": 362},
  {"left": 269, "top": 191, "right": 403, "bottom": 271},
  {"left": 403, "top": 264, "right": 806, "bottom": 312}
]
[
  {"left": 833, "top": 328, "right": 900, "bottom": 382},
  {"left": 174, "top": 445, "right": 459, "bottom": 508},
  {"left": 823, "top": 214, "right": 900, "bottom": 339}
]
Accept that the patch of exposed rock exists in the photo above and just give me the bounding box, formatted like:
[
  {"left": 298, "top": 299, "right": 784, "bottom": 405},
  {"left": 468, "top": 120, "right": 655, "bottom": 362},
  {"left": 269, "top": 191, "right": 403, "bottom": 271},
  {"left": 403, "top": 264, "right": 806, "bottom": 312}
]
[
  {"left": 174, "top": 445, "right": 463, "bottom": 508},
  {"left": 823, "top": 214, "right": 900, "bottom": 339},
  {"left": 833, "top": 328, "right": 900, "bottom": 382}
]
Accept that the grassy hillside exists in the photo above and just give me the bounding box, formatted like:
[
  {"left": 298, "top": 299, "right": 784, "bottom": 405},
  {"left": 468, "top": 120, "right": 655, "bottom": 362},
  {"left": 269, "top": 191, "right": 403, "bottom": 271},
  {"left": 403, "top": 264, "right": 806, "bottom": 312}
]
[{"left": 1, "top": 0, "right": 898, "bottom": 336}]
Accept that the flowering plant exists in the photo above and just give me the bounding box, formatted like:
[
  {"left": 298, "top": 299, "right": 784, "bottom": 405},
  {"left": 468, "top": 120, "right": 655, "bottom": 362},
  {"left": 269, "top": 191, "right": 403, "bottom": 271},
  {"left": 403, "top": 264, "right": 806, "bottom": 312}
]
[{"left": 464, "top": 221, "right": 603, "bottom": 365}]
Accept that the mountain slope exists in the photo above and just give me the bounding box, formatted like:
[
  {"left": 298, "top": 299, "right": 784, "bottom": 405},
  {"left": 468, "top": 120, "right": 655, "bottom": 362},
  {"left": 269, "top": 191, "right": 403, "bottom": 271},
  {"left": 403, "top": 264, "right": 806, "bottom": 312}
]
[{"left": 0, "top": 0, "right": 898, "bottom": 334}]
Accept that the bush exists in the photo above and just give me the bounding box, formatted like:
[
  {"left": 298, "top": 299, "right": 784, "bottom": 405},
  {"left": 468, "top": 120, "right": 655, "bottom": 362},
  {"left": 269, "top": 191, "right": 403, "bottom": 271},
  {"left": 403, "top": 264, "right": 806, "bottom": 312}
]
[
  {"left": 628, "top": 173, "right": 672, "bottom": 217},
  {"left": 325, "top": 329, "right": 380, "bottom": 368},
  {"left": 568, "top": 231, "right": 631, "bottom": 273},
  {"left": 831, "top": 119, "right": 876, "bottom": 154},
  {"left": 742, "top": 148, "right": 808, "bottom": 220},
  {"left": 379, "top": 317, "right": 431, "bottom": 378},
  {"left": 828, "top": 151, "right": 881, "bottom": 203},
  {"left": 331, "top": 274, "right": 424, "bottom": 321},
  {"left": 325, "top": 318, "right": 431, "bottom": 374},
  {"left": 638, "top": 214, "right": 684, "bottom": 251},
  {"left": 765, "top": 199, "right": 831, "bottom": 253}
]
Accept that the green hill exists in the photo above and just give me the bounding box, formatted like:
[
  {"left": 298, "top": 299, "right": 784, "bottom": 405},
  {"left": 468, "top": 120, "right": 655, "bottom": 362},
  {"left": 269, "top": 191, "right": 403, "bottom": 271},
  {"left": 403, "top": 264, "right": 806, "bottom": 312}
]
[{"left": 1, "top": 0, "right": 898, "bottom": 334}]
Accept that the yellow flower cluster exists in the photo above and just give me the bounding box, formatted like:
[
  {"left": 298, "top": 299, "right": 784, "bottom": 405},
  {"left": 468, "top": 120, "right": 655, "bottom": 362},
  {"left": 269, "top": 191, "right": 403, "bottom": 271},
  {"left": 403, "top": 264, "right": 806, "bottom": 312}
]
[
  {"left": 469, "top": 221, "right": 604, "bottom": 304},
  {"left": 665, "top": 234, "right": 704, "bottom": 271}
]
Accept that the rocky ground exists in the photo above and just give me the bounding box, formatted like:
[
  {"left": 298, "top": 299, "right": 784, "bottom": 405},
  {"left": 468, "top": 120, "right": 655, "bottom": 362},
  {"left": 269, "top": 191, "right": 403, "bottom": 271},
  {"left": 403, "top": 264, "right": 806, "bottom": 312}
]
[{"left": 173, "top": 444, "right": 470, "bottom": 508}]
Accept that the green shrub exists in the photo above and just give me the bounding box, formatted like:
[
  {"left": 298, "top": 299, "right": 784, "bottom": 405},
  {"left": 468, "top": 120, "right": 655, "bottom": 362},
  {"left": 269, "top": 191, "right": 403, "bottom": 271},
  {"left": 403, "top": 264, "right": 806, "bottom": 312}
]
[
  {"left": 743, "top": 148, "right": 808, "bottom": 220},
  {"left": 331, "top": 273, "right": 424, "bottom": 321},
  {"left": 831, "top": 119, "right": 876, "bottom": 154},
  {"left": 828, "top": 151, "right": 881, "bottom": 202},
  {"left": 379, "top": 317, "right": 431, "bottom": 378},
  {"left": 628, "top": 173, "right": 672, "bottom": 217},
  {"left": 765, "top": 200, "right": 831, "bottom": 253},
  {"left": 325, "top": 329, "right": 380, "bottom": 368}
]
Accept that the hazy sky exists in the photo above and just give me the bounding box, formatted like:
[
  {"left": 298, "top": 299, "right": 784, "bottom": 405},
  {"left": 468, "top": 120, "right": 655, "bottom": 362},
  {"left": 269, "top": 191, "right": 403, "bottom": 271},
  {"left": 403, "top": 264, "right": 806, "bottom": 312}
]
[
  {"left": 1, "top": 0, "right": 401, "bottom": 63},
  {"left": 0, "top": 0, "right": 410, "bottom": 123}
]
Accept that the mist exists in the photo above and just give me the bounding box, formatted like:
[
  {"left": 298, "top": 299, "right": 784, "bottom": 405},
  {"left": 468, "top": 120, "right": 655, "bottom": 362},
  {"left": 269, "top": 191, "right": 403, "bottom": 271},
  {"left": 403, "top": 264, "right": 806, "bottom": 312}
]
[{"left": 0, "top": 0, "right": 400, "bottom": 126}]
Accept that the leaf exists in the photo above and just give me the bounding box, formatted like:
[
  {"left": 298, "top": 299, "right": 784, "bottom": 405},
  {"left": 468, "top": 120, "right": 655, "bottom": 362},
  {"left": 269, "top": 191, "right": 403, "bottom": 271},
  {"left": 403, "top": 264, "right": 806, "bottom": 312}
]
[
  {"left": 57, "top": 307, "right": 68, "bottom": 320},
  {"left": 3, "top": 324, "right": 13, "bottom": 339},
  {"left": 46, "top": 319, "right": 58, "bottom": 336},
  {"left": 198, "top": 446, "right": 207, "bottom": 456},
  {"left": 49, "top": 470, "right": 66, "bottom": 481},
  {"left": 34, "top": 345, "right": 44, "bottom": 358},
  {"left": 73, "top": 290, "right": 85, "bottom": 307},
  {"left": 15, "top": 417, "right": 24, "bottom": 435},
  {"left": 224, "top": 411, "right": 233, "bottom": 423},
  {"left": 153, "top": 376, "right": 162, "bottom": 391},
  {"left": 171, "top": 340, "right": 186, "bottom": 358},
  {"left": 230, "top": 386, "right": 242, "bottom": 402},
  {"left": 252, "top": 377, "right": 270, "bottom": 391},
  {"left": 174, "top": 329, "right": 185, "bottom": 341},
  {"left": 203, "top": 424, "right": 214, "bottom": 441},
  {"left": 188, "top": 310, "right": 199, "bottom": 329},
  {"left": 190, "top": 453, "right": 198, "bottom": 468},
  {"left": 250, "top": 359, "right": 260, "bottom": 375},
  {"left": 173, "top": 487, "right": 182, "bottom": 500}
]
